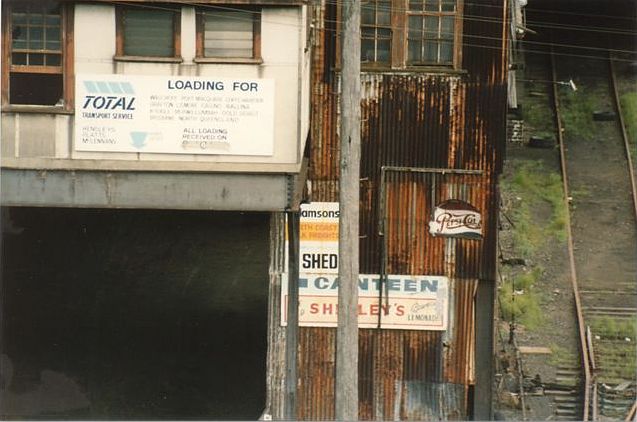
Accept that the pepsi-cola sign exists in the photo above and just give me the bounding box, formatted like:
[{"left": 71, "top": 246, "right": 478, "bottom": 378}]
[{"left": 428, "top": 199, "right": 482, "bottom": 240}]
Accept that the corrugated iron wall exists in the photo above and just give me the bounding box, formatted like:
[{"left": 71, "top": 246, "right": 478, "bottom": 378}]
[{"left": 293, "top": 0, "right": 507, "bottom": 419}]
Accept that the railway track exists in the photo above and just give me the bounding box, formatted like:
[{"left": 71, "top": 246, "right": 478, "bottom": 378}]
[{"left": 550, "top": 48, "right": 637, "bottom": 421}]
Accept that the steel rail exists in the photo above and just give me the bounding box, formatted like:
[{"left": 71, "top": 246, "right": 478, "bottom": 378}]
[
  {"left": 587, "top": 326, "right": 598, "bottom": 421},
  {"left": 626, "top": 401, "right": 637, "bottom": 422},
  {"left": 549, "top": 47, "right": 593, "bottom": 422}
]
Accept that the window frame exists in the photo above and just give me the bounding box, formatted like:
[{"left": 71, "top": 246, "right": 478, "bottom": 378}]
[
  {"left": 360, "top": 0, "right": 463, "bottom": 71},
  {"left": 115, "top": 5, "right": 182, "bottom": 63},
  {"left": 1, "top": 0, "right": 74, "bottom": 111},
  {"left": 361, "top": 0, "right": 393, "bottom": 67},
  {"left": 194, "top": 6, "right": 262, "bottom": 64}
]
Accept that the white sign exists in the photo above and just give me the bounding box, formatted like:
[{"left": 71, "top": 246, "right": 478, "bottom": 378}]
[
  {"left": 286, "top": 202, "right": 340, "bottom": 274},
  {"left": 281, "top": 273, "right": 449, "bottom": 330},
  {"left": 428, "top": 199, "right": 482, "bottom": 239},
  {"left": 75, "top": 74, "right": 274, "bottom": 155}
]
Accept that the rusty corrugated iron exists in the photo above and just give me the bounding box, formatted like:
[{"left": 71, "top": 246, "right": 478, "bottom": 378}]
[
  {"left": 295, "top": 0, "right": 508, "bottom": 418},
  {"left": 296, "top": 327, "right": 337, "bottom": 420}
]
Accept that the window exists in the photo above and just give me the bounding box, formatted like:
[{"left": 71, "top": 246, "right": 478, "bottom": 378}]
[
  {"left": 360, "top": 0, "right": 462, "bottom": 69},
  {"left": 116, "top": 6, "right": 181, "bottom": 59},
  {"left": 407, "top": 0, "right": 456, "bottom": 65},
  {"left": 361, "top": 0, "right": 391, "bottom": 64},
  {"left": 2, "top": 0, "right": 71, "bottom": 107},
  {"left": 196, "top": 7, "right": 261, "bottom": 61}
]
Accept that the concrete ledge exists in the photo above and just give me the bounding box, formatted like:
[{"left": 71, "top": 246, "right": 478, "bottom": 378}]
[
  {"left": 1, "top": 168, "right": 302, "bottom": 211},
  {"left": 1, "top": 157, "right": 301, "bottom": 174}
]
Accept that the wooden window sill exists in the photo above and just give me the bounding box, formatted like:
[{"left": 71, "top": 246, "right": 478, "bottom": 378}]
[
  {"left": 113, "top": 55, "right": 184, "bottom": 63},
  {"left": 194, "top": 57, "right": 263, "bottom": 65},
  {"left": 2, "top": 105, "right": 73, "bottom": 114},
  {"left": 10, "top": 65, "right": 63, "bottom": 74},
  {"left": 355, "top": 65, "right": 468, "bottom": 75}
]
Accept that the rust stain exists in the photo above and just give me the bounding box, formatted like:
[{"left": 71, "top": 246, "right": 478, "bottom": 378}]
[{"left": 295, "top": 0, "right": 508, "bottom": 418}]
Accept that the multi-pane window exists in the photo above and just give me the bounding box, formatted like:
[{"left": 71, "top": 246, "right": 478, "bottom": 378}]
[
  {"left": 117, "top": 6, "right": 180, "bottom": 58},
  {"left": 4, "top": 0, "right": 66, "bottom": 106},
  {"left": 361, "top": 0, "right": 391, "bottom": 64},
  {"left": 11, "top": 2, "right": 62, "bottom": 68},
  {"left": 197, "top": 8, "right": 260, "bottom": 60},
  {"left": 360, "top": 0, "right": 461, "bottom": 69},
  {"left": 407, "top": 0, "right": 456, "bottom": 65}
]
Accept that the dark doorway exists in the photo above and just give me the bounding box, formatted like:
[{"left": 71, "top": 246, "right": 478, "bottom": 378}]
[{"left": 1, "top": 207, "right": 270, "bottom": 420}]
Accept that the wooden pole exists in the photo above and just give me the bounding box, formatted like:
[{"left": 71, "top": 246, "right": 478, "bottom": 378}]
[
  {"left": 336, "top": 0, "right": 360, "bottom": 419},
  {"left": 285, "top": 211, "right": 300, "bottom": 420}
]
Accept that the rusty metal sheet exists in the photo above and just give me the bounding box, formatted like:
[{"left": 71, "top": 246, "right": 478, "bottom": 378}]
[
  {"left": 401, "top": 381, "right": 467, "bottom": 420},
  {"left": 292, "top": 0, "right": 508, "bottom": 418},
  {"left": 297, "top": 327, "right": 336, "bottom": 420}
]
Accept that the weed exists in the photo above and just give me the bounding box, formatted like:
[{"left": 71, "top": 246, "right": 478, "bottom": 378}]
[
  {"left": 560, "top": 87, "right": 596, "bottom": 141},
  {"left": 596, "top": 340, "right": 637, "bottom": 384},
  {"left": 498, "top": 268, "right": 545, "bottom": 330},
  {"left": 570, "top": 187, "right": 591, "bottom": 200},
  {"left": 590, "top": 316, "right": 637, "bottom": 340},
  {"left": 620, "top": 92, "right": 637, "bottom": 159},
  {"left": 502, "top": 160, "right": 567, "bottom": 257},
  {"left": 548, "top": 343, "right": 577, "bottom": 366},
  {"left": 524, "top": 99, "right": 555, "bottom": 136}
]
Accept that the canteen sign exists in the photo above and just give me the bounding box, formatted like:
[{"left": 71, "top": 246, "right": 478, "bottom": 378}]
[
  {"left": 281, "top": 273, "right": 449, "bottom": 330},
  {"left": 75, "top": 74, "right": 274, "bottom": 155}
]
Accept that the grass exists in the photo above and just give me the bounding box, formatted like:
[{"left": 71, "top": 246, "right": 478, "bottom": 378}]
[
  {"left": 570, "top": 187, "right": 591, "bottom": 201},
  {"left": 502, "top": 160, "right": 567, "bottom": 257},
  {"left": 590, "top": 317, "right": 637, "bottom": 385},
  {"left": 548, "top": 343, "right": 578, "bottom": 367},
  {"left": 499, "top": 267, "right": 545, "bottom": 330},
  {"left": 523, "top": 96, "right": 555, "bottom": 136},
  {"left": 620, "top": 92, "right": 637, "bottom": 159},
  {"left": 560, "top": 86, "right": 596, "bottom": 142},
  {"left": 590, "top": 316, "right": 637, "bottom": 340},
  {"left": 596, "top": 341, "right": 637, "bottom": 384},
  {"left": 498, "top": 160, "right": 567, "bottom": 331}
]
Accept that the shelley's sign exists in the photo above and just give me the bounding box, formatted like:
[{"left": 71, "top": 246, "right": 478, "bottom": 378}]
[
  {"left": 75, "top": 74, "right": 274, "bottom": 155},
  {"left": 428, "top": 199, "right": 482, "bottom": 240},
  {"left": 281, "top": 273, "right": 449, "bottom": 330}
]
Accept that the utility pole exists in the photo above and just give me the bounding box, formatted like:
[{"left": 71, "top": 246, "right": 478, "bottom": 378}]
[
  {"left": 336, "top": 0, "right": 360, "bottom": 419},
  {"left": 285, "top": 211, "right": 300, "bottom": 420}
]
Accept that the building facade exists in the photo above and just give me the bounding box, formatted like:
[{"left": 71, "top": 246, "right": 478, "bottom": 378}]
[
  {"left": 1, "top": 0, "right": 310, "bottom": 419},
  {"left": 1, "top": 0, "right": 508, "bottom": 419},
  {"left": 270, "top": 0, "right": 508, "bottom": 419}
]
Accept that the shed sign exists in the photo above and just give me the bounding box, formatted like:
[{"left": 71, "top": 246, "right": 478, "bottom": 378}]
[
  {"left": 428, "top": 199, "right": 482, "bottom": 240},
  {"left": 75, "top": 74, "right": 274, "bottom": 155},
  {"left": 286, "top": 202, "right": 340, "bottom": 274},
  {"left": 281, "top": 274, "right": 449, "bottom": 330}
]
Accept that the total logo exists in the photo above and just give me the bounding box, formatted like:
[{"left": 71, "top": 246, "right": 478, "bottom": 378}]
[
  {"left": 82, "top": 80, "right": 136, "bottom": 111},
  {"left": 82, "top": 95, "right": 135, "bottom": 111}
]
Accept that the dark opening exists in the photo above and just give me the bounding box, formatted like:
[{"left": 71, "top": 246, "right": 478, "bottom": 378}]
[
  {"left": 1, "top": 207, "right": 269, "bottom": 420},
  {"left": 9, "top": 73, "right": 63, "bottom": 105}
]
